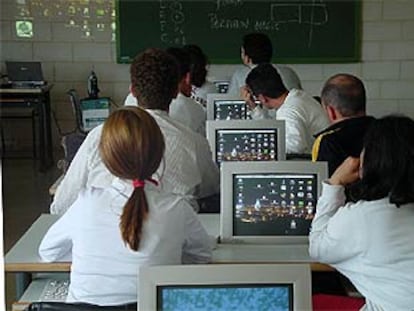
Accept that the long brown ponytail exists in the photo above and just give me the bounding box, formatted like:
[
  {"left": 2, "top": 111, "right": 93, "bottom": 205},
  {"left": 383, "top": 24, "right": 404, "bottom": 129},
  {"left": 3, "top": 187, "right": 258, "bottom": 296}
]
[{"left": 100, "top": 106, "right": 165, "bottom": 251}]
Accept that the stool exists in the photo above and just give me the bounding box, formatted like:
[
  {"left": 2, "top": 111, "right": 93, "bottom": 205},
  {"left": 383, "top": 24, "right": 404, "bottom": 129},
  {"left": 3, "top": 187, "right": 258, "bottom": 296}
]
[{"left": 0, "top": 108, "right": 37, "bottom": 158}]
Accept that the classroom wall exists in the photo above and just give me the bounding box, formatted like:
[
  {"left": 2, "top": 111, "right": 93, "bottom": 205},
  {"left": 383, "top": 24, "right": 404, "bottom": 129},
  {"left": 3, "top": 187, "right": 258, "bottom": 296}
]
[{"left": 1, "top": 0, "right": 414, "bottom": 151}]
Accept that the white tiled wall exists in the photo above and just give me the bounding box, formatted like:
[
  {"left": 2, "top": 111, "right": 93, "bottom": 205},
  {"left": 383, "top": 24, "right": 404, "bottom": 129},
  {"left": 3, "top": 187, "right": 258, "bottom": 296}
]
[{"left": 0, "top": 0, "right": 414, "bottom": 150}]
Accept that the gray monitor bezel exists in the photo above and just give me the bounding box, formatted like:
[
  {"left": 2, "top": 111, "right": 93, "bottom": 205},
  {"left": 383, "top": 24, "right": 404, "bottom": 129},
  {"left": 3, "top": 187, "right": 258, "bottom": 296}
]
[{"left": 220, "top": 161, "right": 328, "bottom": 244}]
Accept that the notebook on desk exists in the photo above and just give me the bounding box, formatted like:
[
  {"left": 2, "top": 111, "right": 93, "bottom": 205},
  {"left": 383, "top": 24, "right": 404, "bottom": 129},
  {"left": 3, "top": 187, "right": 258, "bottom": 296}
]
[{"left": 6, "top": 61, "right": 45, "bottom": 87}]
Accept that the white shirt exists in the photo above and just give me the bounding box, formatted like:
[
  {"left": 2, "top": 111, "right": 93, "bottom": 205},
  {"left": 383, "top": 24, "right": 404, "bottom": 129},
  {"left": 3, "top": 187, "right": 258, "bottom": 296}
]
[
  {"left": 169, "top": 93, "right": 207, "bottom": 136},
  {"left": 251, "top": 89, "right": 329, "bottom": 154},
  {"left": 40, "top": 179, "right": 212, "bottom": 306},
  {"left": 309, "top": 182, "right": 414, "bottom": 311},
  {"left": 124, "top": 93, "right": 136, "bottom": 106},
  {"left": 51, "top": 108, "right": 220, "bottom": 214},
  {"left": 227, "top": 64, "right": 302, "bottom": 97},
  {"left": 192, "top": 80, "right": 217, "bottom": 107}
]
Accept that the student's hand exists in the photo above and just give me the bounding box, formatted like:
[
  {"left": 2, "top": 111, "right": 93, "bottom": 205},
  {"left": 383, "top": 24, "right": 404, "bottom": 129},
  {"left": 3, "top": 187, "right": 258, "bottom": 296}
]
[
  {"left": 240, "top": 85, "right": 256, "bottom": 110},
  {"left": 329, "top": 157, "right": 360, "bottom": 186}
]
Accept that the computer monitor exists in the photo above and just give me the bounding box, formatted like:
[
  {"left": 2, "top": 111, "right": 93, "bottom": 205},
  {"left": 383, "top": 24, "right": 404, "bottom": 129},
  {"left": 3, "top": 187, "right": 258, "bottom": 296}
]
[
  {"left": 79, "top": 97, "right": 110, "bottom": 131},
  {"left": 139, "top": 264, "right": 312, "bottom": 311},
  {"left": 206, "top": 119, "right": 286, "bottom": 166},
  {"left": 220, "top": 161, "right": 328, "bottom": 244},
  {"left": 206, "top": 94, "right": 250, "bottom": 121},
  {"left": 213, "top": 80, "right": 230, "bottom": 93}
]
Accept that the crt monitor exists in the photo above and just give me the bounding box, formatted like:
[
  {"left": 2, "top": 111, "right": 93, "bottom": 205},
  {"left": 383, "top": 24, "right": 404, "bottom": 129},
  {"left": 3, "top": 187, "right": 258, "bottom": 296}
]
[
  {"left": 79, "top": 97, "right": 110, "bottom": 132},
  {"left": 213, "top": 80, "right": 230, "bottom": 93},
  {"left": 206, "top": 119, "right": 286, "bottom": 166},
  {"left": 220, "top": 161, "right": 328, "bottom": 244},
  {"left": 206, "top": 94, "right": 250, "bottom": 120},
  {"left": 139, "top": 264, "right": 312, "bottom": 311}
]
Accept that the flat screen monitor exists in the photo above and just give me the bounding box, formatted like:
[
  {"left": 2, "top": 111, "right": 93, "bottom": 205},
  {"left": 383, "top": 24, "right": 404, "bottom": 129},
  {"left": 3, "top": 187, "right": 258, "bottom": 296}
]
[
  {"left": 206, "top": 120, "right": 286, "bottom": 166},
  {"left": 139, "top": 264, "right": 312, "bottom": 311},
  {"left": 220, "top": 161, "right": 328, "bottom": 244}
]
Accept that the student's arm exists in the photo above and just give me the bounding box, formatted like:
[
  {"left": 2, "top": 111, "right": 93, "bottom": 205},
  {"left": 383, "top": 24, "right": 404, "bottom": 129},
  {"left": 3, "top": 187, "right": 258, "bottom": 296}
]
[
  {"left": 193, "top": 135, "right": 220, "bottom": 199},
  {"left": 240, "top": 86, "right": 268, "bottom": 120},
  {"left": 181, "top": 202, "right": 213, "bottom": 264},
  {"left": 309, "top": 157, "right": 364, "bottom": 264},
  {"left": 39, "top": 197, "right": 81, "bottom": 261},
  {"left": 50, "top": 126, "right": 102, "bottom": 215},
  {"left": 309, "top": 183, "right": 366, "bottom": 264}
]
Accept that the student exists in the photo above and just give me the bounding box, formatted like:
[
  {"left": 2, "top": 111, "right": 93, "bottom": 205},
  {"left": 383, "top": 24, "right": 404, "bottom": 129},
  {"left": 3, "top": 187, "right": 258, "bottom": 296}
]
[
  {"left": 51, "top": 48, "right": 219, "bottom": 214},
  {"left": 243, "top": 63, "right": 329, "bottom": 154},
  {"left": 183, "top": 44, "right": 217, "bottom": 107},
  {"left": 312, "top": 74, "right": 375, "bottom": 176},
  {"left": 227, "top": 32, "right": 302, "bottom": 96},
  {"left": 309, "top": 115, "right": 414, "bottom": 311},
  {"left": 39, "top": 107, "right": 212, "bottom": 306},
  {"left": 167, "top": 47, "right": 207, "bottom": 136}
]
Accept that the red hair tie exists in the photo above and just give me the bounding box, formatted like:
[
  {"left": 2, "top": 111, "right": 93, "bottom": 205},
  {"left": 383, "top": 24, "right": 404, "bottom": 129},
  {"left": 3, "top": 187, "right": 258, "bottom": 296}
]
[{"left": 132, "top": 178, "right": 159, "bottom": 188}]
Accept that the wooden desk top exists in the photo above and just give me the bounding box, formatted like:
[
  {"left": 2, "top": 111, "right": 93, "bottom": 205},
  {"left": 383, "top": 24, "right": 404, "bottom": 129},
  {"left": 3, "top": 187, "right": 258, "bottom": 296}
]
[{"left": 5, "top": 214, "right": 333, "bottom": 273}]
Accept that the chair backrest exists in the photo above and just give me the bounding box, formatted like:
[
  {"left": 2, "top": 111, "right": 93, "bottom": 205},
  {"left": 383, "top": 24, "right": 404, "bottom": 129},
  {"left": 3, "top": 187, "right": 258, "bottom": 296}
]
[{"left": 67, "top": 89, "right": 86, "bottom": 134}]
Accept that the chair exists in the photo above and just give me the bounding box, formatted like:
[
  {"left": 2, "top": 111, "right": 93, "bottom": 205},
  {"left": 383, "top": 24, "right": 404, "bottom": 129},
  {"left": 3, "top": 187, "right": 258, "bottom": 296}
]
[
  {"left": 67, "top": 89, "right": 87, "bottom": 135},
  {"left": 57, "top": 89, "right": 87, "bottom": 172},
  {"left": 26, "top": 302, "right": 136, "bottom": 311}
]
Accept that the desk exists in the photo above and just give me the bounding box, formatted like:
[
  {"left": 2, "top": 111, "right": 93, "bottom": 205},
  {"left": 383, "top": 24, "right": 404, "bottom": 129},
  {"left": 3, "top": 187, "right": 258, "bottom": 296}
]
[
  {"left": 5, "top": 214, "right": 332, "bottom": 297},
  {"left": 0, "top": 85, "right": 54, "bottom": 171}
]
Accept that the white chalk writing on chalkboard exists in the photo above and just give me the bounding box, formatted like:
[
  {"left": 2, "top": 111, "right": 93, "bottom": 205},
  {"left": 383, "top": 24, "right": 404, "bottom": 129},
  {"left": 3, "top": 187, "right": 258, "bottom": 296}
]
[
  {"left": 216, "top": 0, "right": 244, "bottom": 11},
  {"left": 159, "top": 0, "right": 187, "bottom": 45},
  {"left": 270, "top": 1, "right": 328, "bottom": 47},
  {"left": 207, "top": 1, "right": 328, "bottom": 48}
]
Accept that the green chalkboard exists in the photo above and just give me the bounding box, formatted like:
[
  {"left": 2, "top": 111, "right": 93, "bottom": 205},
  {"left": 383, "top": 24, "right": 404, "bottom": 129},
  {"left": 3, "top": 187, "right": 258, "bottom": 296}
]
[{"left": 116, "top": 0, "right": 361, "bottom": 64}]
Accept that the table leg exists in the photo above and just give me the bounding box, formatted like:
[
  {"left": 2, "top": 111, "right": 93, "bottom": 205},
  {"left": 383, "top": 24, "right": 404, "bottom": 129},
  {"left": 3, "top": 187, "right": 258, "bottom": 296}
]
[
  {"left": 37, "top": 93, "right": 53, "bottom": 172},
  {"left": 43, "top": 91, "right": 54, "bottom": 168}
]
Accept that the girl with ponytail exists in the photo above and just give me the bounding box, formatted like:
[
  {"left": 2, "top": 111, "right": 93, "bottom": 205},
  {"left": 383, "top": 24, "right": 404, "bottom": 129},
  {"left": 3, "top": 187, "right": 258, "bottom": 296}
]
[{"left": 39, "top": 107, "right": 212, "bottom": 307}]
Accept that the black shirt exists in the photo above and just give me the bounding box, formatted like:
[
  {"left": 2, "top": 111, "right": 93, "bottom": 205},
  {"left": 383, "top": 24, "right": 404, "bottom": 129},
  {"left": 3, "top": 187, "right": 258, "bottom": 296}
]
[{"left": 312, "top": 116, "right": 375, "bottom": 176}]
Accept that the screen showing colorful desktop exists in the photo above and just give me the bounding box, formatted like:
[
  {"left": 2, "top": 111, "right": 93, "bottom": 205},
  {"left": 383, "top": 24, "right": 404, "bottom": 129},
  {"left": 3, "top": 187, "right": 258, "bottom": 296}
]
[{"left": 233, "top": 173, "right": 317, "bottom": 237}]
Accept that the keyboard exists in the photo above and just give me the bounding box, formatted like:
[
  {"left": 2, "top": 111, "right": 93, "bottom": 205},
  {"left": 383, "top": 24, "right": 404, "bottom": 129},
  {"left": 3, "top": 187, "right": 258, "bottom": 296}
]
[{"left": 39, "top": 279, "right": 69, "bottom": 301}]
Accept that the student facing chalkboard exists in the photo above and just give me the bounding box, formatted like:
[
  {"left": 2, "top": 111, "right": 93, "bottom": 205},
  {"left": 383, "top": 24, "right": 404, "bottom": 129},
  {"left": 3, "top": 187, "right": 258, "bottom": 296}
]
[{"left": 227, "top": 33, "right": 302, "bottom": 97}]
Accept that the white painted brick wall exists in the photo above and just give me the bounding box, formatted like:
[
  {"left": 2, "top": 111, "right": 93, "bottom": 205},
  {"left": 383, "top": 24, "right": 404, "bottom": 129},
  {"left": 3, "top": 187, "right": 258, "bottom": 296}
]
[
  {"left": 362, "top": 1, "right": 383, "bottom": 21},
  {"left": 363, "top": 21, "right": 402, "bottom": 41},
  {"left": 382, "top": 42, "right": 414, "bottom": 60},
  {"left": 2, "top": 42, "right": 33, "bottom": 60},
  {"left": 1, "top": 0, "right": 414, "bottom": 151},
  {"left": 400, "top": 61, "right": 414, "bottom": 79},
  {"left": 73, "top": 43, "right": 112, "bottom": 62},
  {"left": 402, "top": 21, "right": 414, "bottom": 39},
  {"left": 383, "top": 0, "right": 414, "bottom": 20},
  {"left": 381, "top": 81, "right": 414, "bottom": 99},
  {"left": 361, "top": 42, "right": 382, "bottom": 60},
  {"left": 362, "top": 61, "right": 400, "bottom": 80},
  {"left": 34, "top": 43, "right": 72, "bottom": 61}
]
